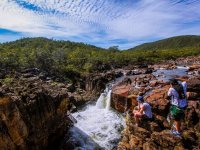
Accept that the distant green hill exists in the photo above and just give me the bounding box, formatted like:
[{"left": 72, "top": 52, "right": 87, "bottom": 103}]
[
  {"left": 122, "top": 35, "right": 200, "bottom": 63},
  {"left": 0, "top": 37, "right": 105, "bottom": 52},
  {"left": 127, "top": 35, "right": 200, "bottom": 51},
  {"left": 0, "top": 36, "right": 200, "bottom": 77}
]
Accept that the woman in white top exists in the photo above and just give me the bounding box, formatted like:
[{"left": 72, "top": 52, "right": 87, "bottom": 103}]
[
  {"left": 167, "top": 78, "right": 187, "bottom": 136},
  {"left": 168, "top": 80, "right": 187, "bottom": 109}
]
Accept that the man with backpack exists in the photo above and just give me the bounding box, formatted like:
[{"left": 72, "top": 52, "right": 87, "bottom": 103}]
[{"left": 167, "top": 78, "right": 187, "bottom": 136}]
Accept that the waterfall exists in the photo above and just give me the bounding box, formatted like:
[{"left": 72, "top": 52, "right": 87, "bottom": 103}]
[
  {"left": 96, "top": 85, "right": 112, "bottom": 110},
  {"left": 95, "top": 93, "right": 107, "bottom": 109},
  {"left": 67, "top": 85, "right": 125, "bottom": 150},
  {"left": 105, "top": 90, "right": 112, "bottom": 111}
]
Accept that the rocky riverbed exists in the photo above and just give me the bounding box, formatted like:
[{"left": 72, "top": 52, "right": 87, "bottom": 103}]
[
  {"left": 112, "top": 60, "right": 200, "bottom": 150},
  {"left": 0, "top": 56, "right": 200, "bottom": 150}
]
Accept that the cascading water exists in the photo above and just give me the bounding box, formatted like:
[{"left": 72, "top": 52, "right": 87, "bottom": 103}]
[
  {"left": 96, "top": 85, "right": 112, "bottom": 111},
  {"left": 105, "top": 90, "right": 112, "bottom": 111},
  {"left": 66, "top": 85, "right": 125, "bottom": 150}
]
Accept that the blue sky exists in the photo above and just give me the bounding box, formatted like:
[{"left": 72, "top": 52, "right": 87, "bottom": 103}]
[{"left": 0, "top": 0, "right": 200, "bottom": 49}]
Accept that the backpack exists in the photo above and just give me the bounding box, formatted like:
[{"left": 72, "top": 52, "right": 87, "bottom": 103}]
[{"left": 173, "top": 83, "right": 186, "bottom": 99}]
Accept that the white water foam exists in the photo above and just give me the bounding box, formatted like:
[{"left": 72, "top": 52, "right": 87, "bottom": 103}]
[
  {"left": 69, "top": 86, "right": 125, "bottom": 150},
  {"left": 177, "top": 66, "right": 189, "bottom": 70}
]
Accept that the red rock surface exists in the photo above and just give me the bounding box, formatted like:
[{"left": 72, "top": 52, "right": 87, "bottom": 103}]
[{"left": 117, "top": 60, "right": 200, "bottom": 150}]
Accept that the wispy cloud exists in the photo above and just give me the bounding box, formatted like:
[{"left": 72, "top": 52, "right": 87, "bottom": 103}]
[{"left": 0, "top": 0, "right": 200, "bottom": 49}]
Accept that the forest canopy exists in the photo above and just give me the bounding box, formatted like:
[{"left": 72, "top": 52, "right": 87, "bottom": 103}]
[{"left": 0, "top": 36, "right": 200, "bottom": 75}]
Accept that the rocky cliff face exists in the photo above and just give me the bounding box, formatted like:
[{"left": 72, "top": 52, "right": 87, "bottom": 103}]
[
  {"left": 68, "top": 71, "right": 117, "bottom": 106},
  {"left": 0, "top": 74, "right": 73, "bottom": 150},
  {"left": 112, "top": 60, "right": 200, "bottom": 150},
  {"left": 0, "top": 68, "right": 118, "bottom": 150}
]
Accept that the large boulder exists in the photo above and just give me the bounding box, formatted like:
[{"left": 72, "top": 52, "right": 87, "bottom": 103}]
[
  {"left": 187, "top": 77, "right": 200, "bottom": 92},
  {"left": 145, "top": 85, "right": 170, "bottom": 117},
  {"left": 111, "top": 74, "right": 158, "bottom": 112},
  {"left": 111, "top": 85, "right": 132, "bottom": 112}
]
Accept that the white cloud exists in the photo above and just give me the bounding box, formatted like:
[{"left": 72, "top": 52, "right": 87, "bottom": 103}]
[
  {"left": 0, "top": 0, "right": 44, "bottom": 33},
  {"left": 0, "top": 0, "right": 200, "bottom": 49}
]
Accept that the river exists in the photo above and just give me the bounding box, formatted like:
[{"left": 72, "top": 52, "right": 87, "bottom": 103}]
[{"left": 65, "top": 86, "right": 125, "bottom": 150}]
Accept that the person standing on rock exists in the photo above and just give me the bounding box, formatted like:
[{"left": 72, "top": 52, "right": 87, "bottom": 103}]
[
  {"left": 167, "top": 78, "right": 187, "bottom": 136},
  {"left": 133, "top": 93, "right": 153, "bottom": 126}
]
